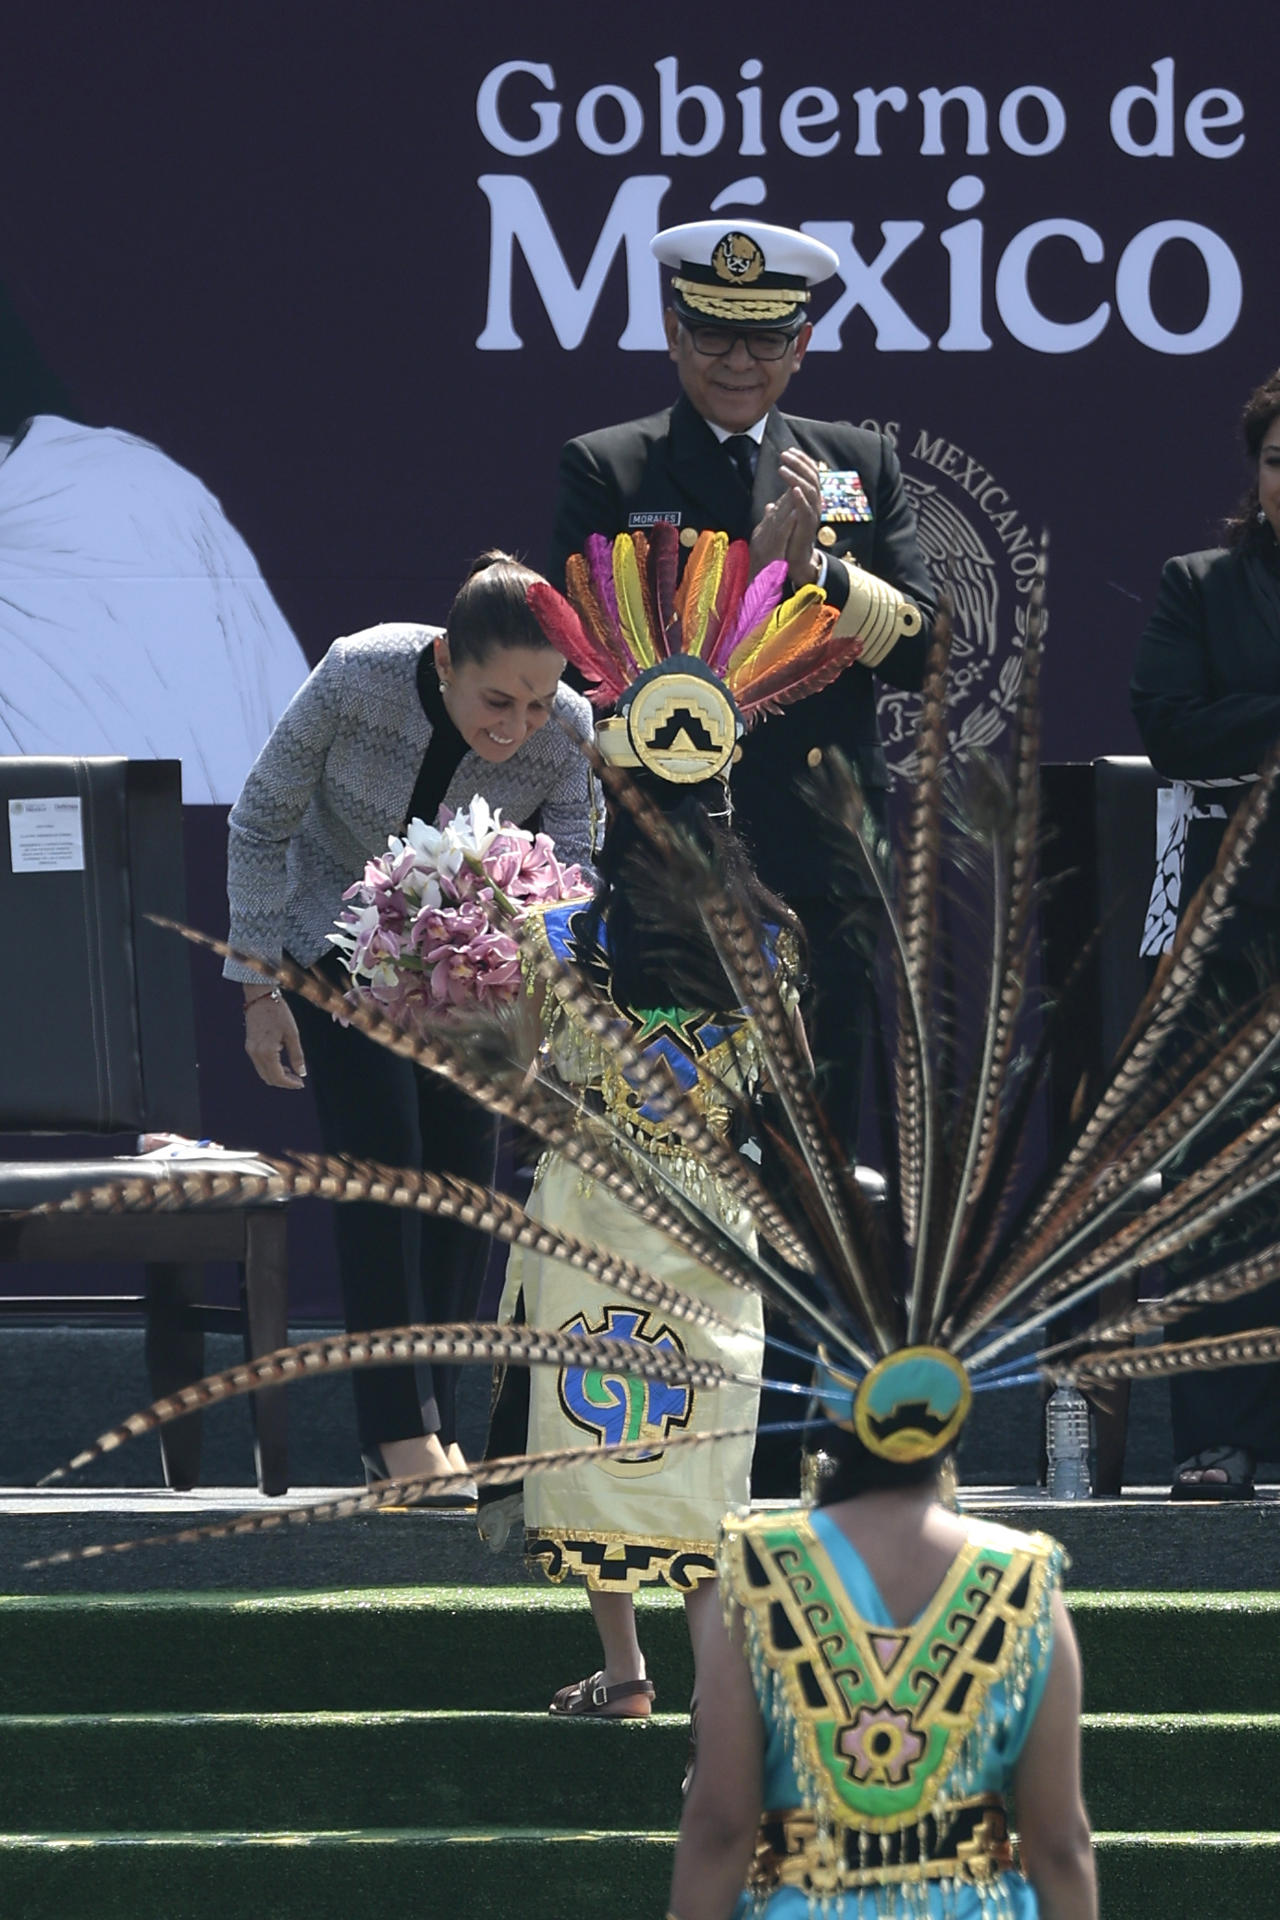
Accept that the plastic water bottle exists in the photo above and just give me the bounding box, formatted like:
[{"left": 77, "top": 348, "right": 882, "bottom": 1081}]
[{"left": 1045, "top": 1383, "right": 1092, "bottom": 1499}]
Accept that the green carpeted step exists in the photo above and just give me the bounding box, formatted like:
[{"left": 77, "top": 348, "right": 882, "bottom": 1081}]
[
  {"left": 0, "top": 1712, "right": 677, "bottom": 1837},
  {"left": 1, "top": 1587, "right": 1276, "bottom": 1715},
  {"left": 1072, "top": 1590, "right": 1280, "bottom": 1712},
  {"left": 1077, "top": 1716, "right": 1280, "bottom": 1830},
  {"left": 1, "top": 1709, "right": 1274, "bottom": 1834},
  {"left": 0, "top": 1831, "right": 670, "bottom": 1920},
  {"left": 1096, "top": 1833, "right": 1280, "bottom": 1915},
  {"left": 0, "top": 1828, "right": 1275, "bottom": 1920}
]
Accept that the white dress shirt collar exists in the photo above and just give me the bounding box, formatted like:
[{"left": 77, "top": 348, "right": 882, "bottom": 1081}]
[{"left": 705, "top": 416, "right": 768, "bottom": 447}]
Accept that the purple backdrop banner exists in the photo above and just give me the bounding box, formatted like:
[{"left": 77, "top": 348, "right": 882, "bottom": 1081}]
[{"left": 4, "top": 2, "right": 1278, "bottom": 1310}]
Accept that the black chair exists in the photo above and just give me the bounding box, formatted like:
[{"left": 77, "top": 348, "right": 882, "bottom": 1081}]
[
  {"left": 0, "top": 756, "right": 290, "bottom": 1494},
  {"left": 1040, "top": 755, "right": 1165, "bottom": 1493}
]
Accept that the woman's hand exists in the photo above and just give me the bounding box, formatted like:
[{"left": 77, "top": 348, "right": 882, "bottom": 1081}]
[{"left": 243, "top": 991, "right": 307, "bottom": 1089}]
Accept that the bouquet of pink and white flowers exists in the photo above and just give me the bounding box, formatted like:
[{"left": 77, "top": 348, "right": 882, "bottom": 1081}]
[{"left": 329, "top": 796, "right": 589, "bottom": 1027}]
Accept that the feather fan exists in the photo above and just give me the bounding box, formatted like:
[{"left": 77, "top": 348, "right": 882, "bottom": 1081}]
[
  {"left": 30, "top": 525, "right": 1280, "bottom": 1568},
  {"left": 158, "top": 928, "right": 791, "bottom": 1319},
  {"left": 37, "top": 1315, "right": 748, "bottom": 1488},
  {"left": 24, "top": 1426, "right": 759, "bottom": 1571}
]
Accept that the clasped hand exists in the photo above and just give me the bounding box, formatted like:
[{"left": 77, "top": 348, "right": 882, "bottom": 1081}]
[{"left": 748, "top": 447, "right": 823, "bottom": 587}]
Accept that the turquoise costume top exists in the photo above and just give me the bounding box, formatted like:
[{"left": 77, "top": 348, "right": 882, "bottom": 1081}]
[{"left": 721, "top": 1507, "right": 1063, "bottom": 1919}]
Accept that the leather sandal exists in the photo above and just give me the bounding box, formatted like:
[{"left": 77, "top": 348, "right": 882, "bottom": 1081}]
[
  {"left": 547, "top": 1671, "right": 655, "bottom": 1718},
  {"left": 1170, "top": 1445, "right": 1256, "bottom": 1502}
]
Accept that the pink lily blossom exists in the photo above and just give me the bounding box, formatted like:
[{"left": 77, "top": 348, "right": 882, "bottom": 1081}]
[{"left": 328, "top": 794, "right": 589, "bottom": 1027}]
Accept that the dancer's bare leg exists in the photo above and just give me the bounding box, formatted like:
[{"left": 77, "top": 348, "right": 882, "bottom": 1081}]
[
  {"left": 681, "top": 1578, "right": 719, "bottom": 1789},
  {"left": 683, "top": 1576, "right": 719, "bottom": 1678},
  {"left": 585, "top": 1589, "right": 650, "bottom": 1711}
]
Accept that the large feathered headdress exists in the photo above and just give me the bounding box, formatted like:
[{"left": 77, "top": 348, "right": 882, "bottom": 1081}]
[
  {"left": 525, "top": 523, "right": 915, "bottom": 784},
  {"left": 23, "top": 546, "right": 1280, "bottom": 1560}
]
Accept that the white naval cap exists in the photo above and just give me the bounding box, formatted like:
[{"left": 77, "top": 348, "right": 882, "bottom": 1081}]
[{"left": 651, "top": 220, "right": 840, "bottom": 327}]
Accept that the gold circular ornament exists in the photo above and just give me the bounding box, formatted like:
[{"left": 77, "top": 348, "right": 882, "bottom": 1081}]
[
  {"left": 853, "top": 1347, "right": 972, "bottom": 1464},
  {"left": 817, "top": 525, "right": 837, "bottom": 548},
  {"left": 806, "top": 747, "right": 823, "bottom": 769},
  {"left": 679, "top": 525, "right": 699, "bottom": 548},
  {"left": 712, "top": 231, "right": 765, "bottom": 285},
  {"left": 626, "top": 661, "right": 739, "bottom": 784}
]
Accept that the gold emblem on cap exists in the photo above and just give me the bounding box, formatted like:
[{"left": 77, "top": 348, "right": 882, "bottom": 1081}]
[
  {"left": 712, "top": 231, "right": 765, "bottom": 285},
  {"left": 806, "top": 747, "right": 823, "bottom": 769},
  {"left": 679, "top": 526, "right": 698, "bottom": 548},
  {"left": 817, "top": 525, "right": 837, "bottom": 548},
  {"left": 628, "top": 671, "right": 737, "bottom": 784}
]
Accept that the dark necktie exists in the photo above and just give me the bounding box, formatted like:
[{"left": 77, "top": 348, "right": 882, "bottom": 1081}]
[{"left": 723, "top": 433, "right": 757, "bottom": 492}]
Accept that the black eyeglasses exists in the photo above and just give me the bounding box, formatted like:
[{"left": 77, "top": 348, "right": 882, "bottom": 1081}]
[{"left": 684, "top": 326, "right": 800, "bottom": 362}]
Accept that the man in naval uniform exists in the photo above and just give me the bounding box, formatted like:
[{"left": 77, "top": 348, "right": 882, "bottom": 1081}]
[{"left": 549, "top": 219, "right": 936, "bottom": 1158}]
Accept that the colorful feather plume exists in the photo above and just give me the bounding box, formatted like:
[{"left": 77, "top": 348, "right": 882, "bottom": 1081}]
[
  {"left": 584, "top": 533, "right": 622, "bottom": 636},
  {"left": 525, "top": 580, "right": 626, "bottom": 704},
  {"left": 705, "top": 538, "right": 750, "bottom": 669},
  {"left": 555, "top": 562, "right": 635, "bottom": 700},
  {"left": 673, "top": 530, "right": 729, "bottom": 659},
  {"left": 612, "top": 531, "right": 657, "bottom": 669},
  {"left": 731, "top": 621, "right": 850, "bottom": 721},
  {"left": 723, "top": 585, "right": 831, "bottom": 688},
  {"left": 534, "top": 529, "right": 857, "bottom": 733},
  {"left": 709, "top": 560, "right": 788, "bottom": 671}
]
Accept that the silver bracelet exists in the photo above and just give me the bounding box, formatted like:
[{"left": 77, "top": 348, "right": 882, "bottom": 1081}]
[{"left": 244, "top": 987, "right": 282, "bottom": 1009}]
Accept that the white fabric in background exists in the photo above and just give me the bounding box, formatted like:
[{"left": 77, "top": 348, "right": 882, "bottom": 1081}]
[
  {"left": 0, "top": 415, "right": 308, "bottom": 803},
  {"left": 1140, "top": 775, "right": 1252, "bottom": 956}
]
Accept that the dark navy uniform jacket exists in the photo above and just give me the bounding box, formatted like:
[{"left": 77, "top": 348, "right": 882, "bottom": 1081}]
[{"left": 550, "top": 393, "right": 936, "bottom": 896}]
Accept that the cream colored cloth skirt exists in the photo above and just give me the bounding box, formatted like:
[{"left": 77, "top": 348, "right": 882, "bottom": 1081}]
[{"left": 501, "top": 1154, "right": 764, "bottom": 1591}]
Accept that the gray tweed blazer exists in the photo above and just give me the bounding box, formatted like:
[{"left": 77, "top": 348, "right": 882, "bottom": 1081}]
[{"left": 225, "top": 624, "right": 597, "bottom": 981}]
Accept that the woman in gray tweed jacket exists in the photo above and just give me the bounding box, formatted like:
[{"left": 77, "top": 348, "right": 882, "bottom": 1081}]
[{"left": 225, "top": 552, "right": 596, "bottom": 1494}]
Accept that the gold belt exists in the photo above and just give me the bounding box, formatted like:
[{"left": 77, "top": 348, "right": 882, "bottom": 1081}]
[{"left": 748, "top": 1794, "right": 1014, "bottom": 1895}]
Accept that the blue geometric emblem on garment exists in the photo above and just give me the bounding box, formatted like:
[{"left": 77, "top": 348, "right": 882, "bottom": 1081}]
[
  {"left": 557, "top": 1304, "right": 693, "bottom": 1452},
  {"left": 538, "top": 903, "right": 751, "bottom": 1125}
]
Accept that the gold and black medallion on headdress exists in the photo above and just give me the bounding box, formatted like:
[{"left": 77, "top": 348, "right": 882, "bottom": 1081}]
[
  {"left": 599, "top": 656, "right": 740, "bottom": 785},
  {"left": 816, "top": 1346, "right": 973, "bottom": 1465}
]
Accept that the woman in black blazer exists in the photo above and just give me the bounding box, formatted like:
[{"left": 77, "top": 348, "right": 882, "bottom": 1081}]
[{"left": 1131, "top": 368, "right": 1280, "bottom": 1499}]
